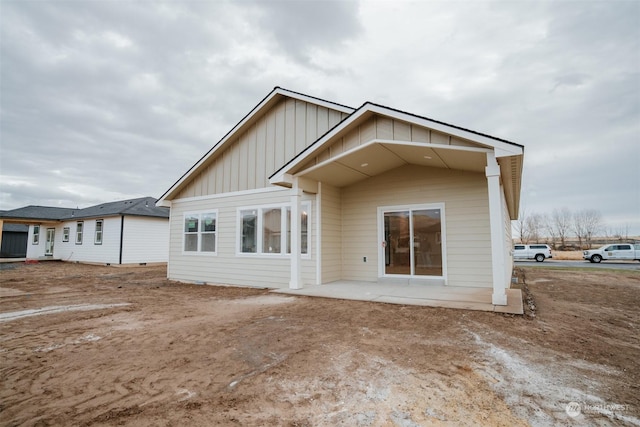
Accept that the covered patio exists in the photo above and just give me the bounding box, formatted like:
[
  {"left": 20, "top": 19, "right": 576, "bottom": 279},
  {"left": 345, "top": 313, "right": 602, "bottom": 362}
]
[{"left": 274, "top": 281, "right": 524, "bottom": 314}]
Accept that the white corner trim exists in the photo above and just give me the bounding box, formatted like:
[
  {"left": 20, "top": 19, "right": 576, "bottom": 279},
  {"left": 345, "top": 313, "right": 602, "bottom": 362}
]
[{"left": 315, "top": 183, "right": 322, "bottom": 285}]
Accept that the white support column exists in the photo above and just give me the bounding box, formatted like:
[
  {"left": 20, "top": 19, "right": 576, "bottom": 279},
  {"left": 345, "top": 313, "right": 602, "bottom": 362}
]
[
  {"left": 486, "top": 152, "right": 507, "bottom": 305},
  {"left": 290, "top": 178, "right": 303, "bottom": 289},
  {"left": 315, "top": 182, "right": 322, "bottom": 285}
]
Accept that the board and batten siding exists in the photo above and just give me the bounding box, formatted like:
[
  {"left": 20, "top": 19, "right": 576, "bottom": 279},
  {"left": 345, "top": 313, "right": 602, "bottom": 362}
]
[
  {"left": 122, "top": 216, "right": 169, "bottom": 264},
  {"left": 168, "top": 188, "right": 317, "bottom": 288},
  {"left": 175, "top": 98, "right": 348, "bottom": 199},
  {"left": 301, "top": 114, "right": 484, "bottom": 171},
  {"left": 340, "top": 165, "right": 493, "bottom": 287}
]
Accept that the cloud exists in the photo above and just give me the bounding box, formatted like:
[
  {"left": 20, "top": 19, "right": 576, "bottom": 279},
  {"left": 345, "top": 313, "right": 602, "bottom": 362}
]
[
  {"left": 250, "top": 0, "right": 362, "bottom": 62},
  {"left": 1, "top": 0, "right": 638, "bottom": 234}
]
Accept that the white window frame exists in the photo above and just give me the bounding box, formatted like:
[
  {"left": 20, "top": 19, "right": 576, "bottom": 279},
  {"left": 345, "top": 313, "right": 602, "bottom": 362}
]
[
  {"left": 32, "top": 225, "right": 40, "bottom": 245},
  {"left": 377, "top": 202, "right": 447, "bottom": 281},
  {"left": 237, "top": 202, "right": 311, "bottom": 258},
  {"left": 94, "top": 219, "right": 103, "bottom": 245},
  {"left": 75, "top": 221, "right": 84, "bottom": 245},
  {"left": 182, "top": 210, "right": 218, "bottom": 255},
  {"left": 62, "top": 227, "right": 70, "bottom": 242}
]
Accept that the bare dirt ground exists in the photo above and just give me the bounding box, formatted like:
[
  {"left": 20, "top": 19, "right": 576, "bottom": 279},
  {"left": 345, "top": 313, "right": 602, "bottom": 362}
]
[{"left": 1, "top": 262, "right": 638, "bottom": 426}]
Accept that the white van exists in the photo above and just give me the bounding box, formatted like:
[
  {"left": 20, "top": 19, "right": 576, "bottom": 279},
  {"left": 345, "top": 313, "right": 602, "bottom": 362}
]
[{"left": 513, "top": 244, "right": 553, "bottom": 262}]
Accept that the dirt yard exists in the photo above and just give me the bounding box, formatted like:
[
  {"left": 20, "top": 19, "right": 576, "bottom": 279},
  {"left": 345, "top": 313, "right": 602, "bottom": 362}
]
[{"left": 1, "top": 262, "right": 638, "bottom": 426}]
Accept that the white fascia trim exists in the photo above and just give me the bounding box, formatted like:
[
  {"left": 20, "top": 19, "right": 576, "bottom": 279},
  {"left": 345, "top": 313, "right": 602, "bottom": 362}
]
[
  {"left": 366, "top": 105, "right": 523, "bottom": 157},
  {"left": 171, "top": 186, "right": 287, "bottom": 204}
]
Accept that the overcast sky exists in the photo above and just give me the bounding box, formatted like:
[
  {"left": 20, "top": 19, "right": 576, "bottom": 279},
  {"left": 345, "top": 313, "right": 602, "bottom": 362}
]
[{"left": 1, "top": 0, "right": 639, "bottom": 235}]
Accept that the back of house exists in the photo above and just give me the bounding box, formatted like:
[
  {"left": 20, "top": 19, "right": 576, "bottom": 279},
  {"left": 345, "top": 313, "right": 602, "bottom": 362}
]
[{"left": 158, "top": 87, "right": 524, "bottom": 306}]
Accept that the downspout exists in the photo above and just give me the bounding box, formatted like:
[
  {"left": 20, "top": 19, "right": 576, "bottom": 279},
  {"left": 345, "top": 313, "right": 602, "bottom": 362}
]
[{"left": 119, "top": 215, "right": 124, "bottom": 265}]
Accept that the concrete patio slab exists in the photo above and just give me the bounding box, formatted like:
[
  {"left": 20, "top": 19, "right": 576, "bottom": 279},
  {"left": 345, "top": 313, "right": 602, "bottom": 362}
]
[{"left": 273, "top": 281, "right": 523, "bottom": 314}]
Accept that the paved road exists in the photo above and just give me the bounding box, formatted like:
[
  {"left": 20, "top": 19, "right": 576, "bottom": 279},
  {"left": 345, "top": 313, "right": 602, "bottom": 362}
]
[{"left": 515, "top": 259, "right": 640, "bottom": 270}]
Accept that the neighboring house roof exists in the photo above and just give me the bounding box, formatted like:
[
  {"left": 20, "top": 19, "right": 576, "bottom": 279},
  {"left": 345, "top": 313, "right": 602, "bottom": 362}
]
[
  {"left": 0, "top": 206, "right": 76, "bottom": 221},
  {"left": 0, "top": 197, "right": 169, "bottom": 223},
  {"left": 158, "top": 87, "right": 355, "bottom": 203},
  {"left": 2, "top": 223, "right": 29, "bottom": 233},
  {"left": 70, "top": 197, "right": 169, "bottom": 220}
]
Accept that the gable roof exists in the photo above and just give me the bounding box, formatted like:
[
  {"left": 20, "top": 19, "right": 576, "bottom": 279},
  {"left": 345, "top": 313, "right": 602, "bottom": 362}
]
[
  {"left": 157, "top": 87, "right": 355, "bottom": 205},
  {"left": 270, "top": 101, "right": 524, "bottom": 181},
  {"left": 0, "top": 197, "right": 169, "bottom": 222},
  {"left": 72, "top": 197, "right": 169, "bottom": 219},
  {"left": 267, "top": 100, "right": 524, "bottom": 219},
  {"left": 157, "top": 87, "right": 524, "bottom": 217}
]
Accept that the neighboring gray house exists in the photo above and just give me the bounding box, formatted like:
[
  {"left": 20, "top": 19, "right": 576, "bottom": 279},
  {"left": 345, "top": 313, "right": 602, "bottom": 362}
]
[
  {"left": 157, "top": 87, "right": 524, "bottom": 306},
  {"left": 0, "top": 197, "right": 169, "bottom": 265}
]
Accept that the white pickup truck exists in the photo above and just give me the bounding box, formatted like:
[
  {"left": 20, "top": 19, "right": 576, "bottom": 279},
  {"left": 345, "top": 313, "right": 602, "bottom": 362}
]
[{"left": 583, "top": 243, "right": 640, "bottom": 263}]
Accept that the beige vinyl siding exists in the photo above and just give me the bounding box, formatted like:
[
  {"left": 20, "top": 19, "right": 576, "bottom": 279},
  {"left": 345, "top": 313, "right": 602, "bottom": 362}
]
[
  {"left": 175, "top": 98, "right": 348, "bottom": 199},
  {"left": 320, "top": 183, "right": 342, "bottom": 283},
  {"left": 341, "top": 165, "right": 493, "bottom": 287},
  {"left": 168, "top": 189, "right": 316, "bottom": 288},
  {"left": 302, "top": 115, "right": 488, "bottom": 171}
]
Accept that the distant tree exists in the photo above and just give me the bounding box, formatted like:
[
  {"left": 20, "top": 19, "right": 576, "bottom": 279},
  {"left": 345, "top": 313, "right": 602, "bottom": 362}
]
[
  {"left": 614, "top": 224, "right": 630, "bottom": 242},
  {"left": 573, "top": 209, "right": 602, "bottom": 249},
  {"left": 552, "top": 208, "right": 572, "bottom": 249},
  {"left": 515, "top": 208, "right": 529, "bottom": 243},
  {"left": 525, "top": 213, "right": 545, "bottom": 243},
  {"left": 543, "top": 213, "right": 558, "bottom": 248}
]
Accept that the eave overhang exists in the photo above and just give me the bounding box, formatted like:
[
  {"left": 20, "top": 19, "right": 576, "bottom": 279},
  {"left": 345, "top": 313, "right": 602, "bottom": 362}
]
[{"left": 270, "top": 103, "right": 524, "bottom": 219}]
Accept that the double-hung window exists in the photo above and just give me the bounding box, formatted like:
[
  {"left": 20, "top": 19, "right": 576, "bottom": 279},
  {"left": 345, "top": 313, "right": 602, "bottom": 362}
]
[
  {"left": 239, "top": 202, "right": 310, "bottom": 256},
  {"left": 32, "top": 225, "right": 40, "bottom": 244},
  {"left": 76, "top": 222, "right": 84, "bottom": 244},
  {"left": 184, "top": 211, "right": 217, "bottom": 253},
  {"left": 94, "top": 220, "right": 103, "bottom": 245},
  {"left": 62, "top": 227, "right": 70, "bottom": 242}
]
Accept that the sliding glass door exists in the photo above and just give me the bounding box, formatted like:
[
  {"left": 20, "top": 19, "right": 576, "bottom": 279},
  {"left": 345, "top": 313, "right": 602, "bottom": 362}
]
[{"left": 382, "top": 206, "right": 443, "bottom": 278}]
